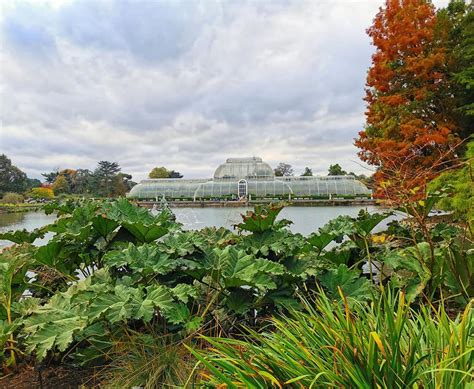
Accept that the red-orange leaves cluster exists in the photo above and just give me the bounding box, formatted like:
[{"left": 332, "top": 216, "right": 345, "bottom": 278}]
[{"left": 356, "top": 0, "right": 459, "bottom": 202}]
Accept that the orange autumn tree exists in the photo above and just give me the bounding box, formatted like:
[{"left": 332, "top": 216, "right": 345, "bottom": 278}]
[{"left": 355, "top": 0, "right": 459, "bottom": 202}]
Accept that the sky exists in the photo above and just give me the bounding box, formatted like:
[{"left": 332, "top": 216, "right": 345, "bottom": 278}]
[{"left": 0, "top": 0, "right": 449, "bottom": 182}]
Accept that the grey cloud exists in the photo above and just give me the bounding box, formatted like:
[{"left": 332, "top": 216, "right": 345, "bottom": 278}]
[{"left": 1, "top": 0, "right": 396, "bottom": 182}]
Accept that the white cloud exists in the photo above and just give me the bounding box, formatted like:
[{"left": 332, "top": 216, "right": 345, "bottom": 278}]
[{"left": 0, "top": 0, "right": 449, "bottom": 181}]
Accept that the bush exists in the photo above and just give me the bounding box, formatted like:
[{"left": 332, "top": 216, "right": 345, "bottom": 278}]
[
  {"left": 0, "top": 192, "right": 24, "bottom": 204},
  {"left": 29, "top": 187, "right": 54, "bottom": 199}
]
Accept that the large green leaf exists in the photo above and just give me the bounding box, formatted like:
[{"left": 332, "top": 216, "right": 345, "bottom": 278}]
[
  {"left": 25, "top": 316, "right": 88, "bottom": 360},
  {"left": 353, "top": 210, "right": 391, "bottom": 236},
  {"left": 319, "top": 265, "right": 372, "bottom": 302},
  {"left": 163, "top": 303, "right": 192, "bottom": 325},
  {"left": 0, "top": 228, "right": 44, "bottom": 244},
  {"left": 91, "top": 215, "right": 119, "bottom": 238},
  {"left": 383, "top": 243, "right": 432, "bottom": 301},
  {"left": 240, "top": 230, "right": 305, "bottom": 261},
  {"left": 224, "top": 289, "right": 254, "bottom": 314},
  {"left": 45, "top": 217, "right": 93, "bottom": 241},
  {"left": 103, "top": 243, "right": 175, "bottom": 275},
  {"left": 135, "top": 285, "right": 177, "bottom": 322},
  {"left": 320, "top": 216, "right": 356, "bottom": 239},
  {"left": 88, "top": 285, "right": 137, "bottom": 324},
  {"left": 160, "top": 231, "right": 206, "bottom": 257},
  {"left": 103, "top": 198, "right": 177, "bottom": 243},
  {"left": 35, "top": 241, "right": 63, "bottom": 268},
  {"left": 321, "top": 247, "right": 353, "bottom": 266},
  {"left": 23, "top": 295, "right": 88, "bottom": 360},
  {"left": 121, "top": 222, "right": 170, "bottom": 243},
  {"left": 205, "top": 247, "right": 284, "bottom": 291},
  {"left": 235, "top": 204, "right": 291, "bottom": 233},
  {"left": 306, "top": 231, "right": 336, "bottom": 252},
  {"left": 171, "top": 284, "right": 199, "bottom": 303},
  {"left": 0, "top": 246, "right": 34, "bottom": 321}
]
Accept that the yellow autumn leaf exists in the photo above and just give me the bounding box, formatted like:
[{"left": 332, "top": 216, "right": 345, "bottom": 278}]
[{"left": 370, "top": 332, "right": 387, "bottom": 358}]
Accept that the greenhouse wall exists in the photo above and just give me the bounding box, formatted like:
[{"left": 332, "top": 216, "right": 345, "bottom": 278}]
[{"left": 126, "top": 158, "right": 372, "bottom": 200}]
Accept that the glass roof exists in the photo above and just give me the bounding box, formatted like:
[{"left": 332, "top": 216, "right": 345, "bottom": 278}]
[{"left": 214, "top": 157, "right": 274, "bottom": 180}]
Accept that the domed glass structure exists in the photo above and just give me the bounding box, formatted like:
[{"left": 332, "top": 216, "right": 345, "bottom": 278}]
[
  {"left": 213, "top": 157, "right": 274, "bottom": 180},
  {"left": 127, "top": 157, "right": 372, "bottom": 201}
]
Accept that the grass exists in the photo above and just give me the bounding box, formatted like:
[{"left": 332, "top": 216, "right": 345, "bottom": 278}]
[
  {"left": 192, "top": 288, "right": 474, "bottom": 388},
  {"left": 102, "top": 332, "right": 196, "bottom": 389}
]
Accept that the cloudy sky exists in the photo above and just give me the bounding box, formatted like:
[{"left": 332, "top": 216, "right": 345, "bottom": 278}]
[{"left": 0, "top": 0, "right": 448, "bottom": 181}]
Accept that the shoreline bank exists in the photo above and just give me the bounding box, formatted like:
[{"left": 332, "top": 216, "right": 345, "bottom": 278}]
[{"left": 137, "top": 198, "right": 378, "bottom": 208}]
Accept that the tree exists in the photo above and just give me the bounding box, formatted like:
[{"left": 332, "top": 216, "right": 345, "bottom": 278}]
[
  {"left": 448, "top": 1, "right": 474, "bottom": 141},
  {"left": 168, "top": 170, "right": 183, "bottom": 178},
  {"left": 93, "top": 161, "right": 121, "bottom": 197},
  {"left": 428, "top": 140, "right": 473, "bottom": 225},
  {"left": 25, "top": 178, "right": 42, "bottom": 191},
  {"left": 328, "top": 164, "right": 347, "bottom": 176},
  {"left": 149, "top": 167, "right": 169, "bottom": 179},
  {"left": 301, "top": 167, "right": 313, "bottom": 176},
  {"left": 148, "top": 167, "right": 183, "bottom": 179},
  {"left": 355, "top": 0, "right": 460, "bottom": 200},
  {"left": 75, "top": 169, "right": 93, "bottom": 194},
  {"left": 274, "top": 163, "right": 294, "bottom": 177},
  {"left": 0, "top": 154, "right": 28, "bottom": 195},
  {"left": 432, "top": 1, "right": 473, "bottom": 152},
  {"left": 52, "top": 174, "right": 70, "bottom": 194},
  {"left": 41, "top": 171, "right": 59, "bottom": 184},
  {"left": 114, "top": 173, "right": 136, "bottom": 196}
]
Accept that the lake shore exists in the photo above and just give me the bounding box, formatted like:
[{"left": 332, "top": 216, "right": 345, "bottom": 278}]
[
  {"left": 137, "top": 198, "right": 378, "bottom": 208},
  {"left": 0, "top": 204, "right": 42, "bottom": 214}
]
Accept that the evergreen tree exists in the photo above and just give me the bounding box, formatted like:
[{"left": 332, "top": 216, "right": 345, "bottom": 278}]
[
  {"left": 328, "top": 164, "right": 346, "bottom": 176},
  {"left": 93, "top": 161, "right": 121, "bottom": 197},
  {"left": 41, "top": 171, "right": 59, "bottom": 184}
]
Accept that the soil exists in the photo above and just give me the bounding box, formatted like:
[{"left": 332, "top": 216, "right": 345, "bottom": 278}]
[{"left": 0, "top": 365, "right": 101, "bottom": 389}]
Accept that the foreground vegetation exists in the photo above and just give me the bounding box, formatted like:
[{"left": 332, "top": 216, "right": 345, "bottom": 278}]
[
  {"left": 195, "top": 291, "right": 472, "bottom": 388},
  {"left": 0, "top": 196, "right": 471, "bottom": 387}
]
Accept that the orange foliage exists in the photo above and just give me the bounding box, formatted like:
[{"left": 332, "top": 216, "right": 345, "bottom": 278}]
[{"left": 355, "top": 0, "right": 459, "bottom": 202}]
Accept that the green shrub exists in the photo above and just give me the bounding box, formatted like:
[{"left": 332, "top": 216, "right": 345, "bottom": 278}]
[
  {"left": 194, "top": 289, "right": 474, "bottom": 388},
  {"left": 29, "top": 187, "right": 54, "bottom": 199},
  {"left": 0, "top": 192, "right": 24, "bottom": 204},
  {"left": 429, "top": 140, "right": 473, "bottom": 225}
]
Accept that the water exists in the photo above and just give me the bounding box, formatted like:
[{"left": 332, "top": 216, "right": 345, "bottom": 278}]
[
  {"left": 172, "top": 206, "right": 384, "bottom": 235},
  {"left": 0, "top": 211, "right": 57, "bottom": 249},
  {"left": 0, "top": 206, "right": 392, "bottom": 249}
]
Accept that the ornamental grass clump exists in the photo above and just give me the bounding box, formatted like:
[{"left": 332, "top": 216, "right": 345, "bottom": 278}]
[{"left": 193, "top": 289, "right": 473, "bottom": 388}]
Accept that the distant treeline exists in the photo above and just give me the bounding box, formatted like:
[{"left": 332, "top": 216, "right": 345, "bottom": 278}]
[{"left": 0, "top": 155, "right": 135, "bottom": 200}]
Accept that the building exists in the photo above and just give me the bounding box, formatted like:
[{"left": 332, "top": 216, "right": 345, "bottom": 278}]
[{"left": 127, "top": 157, "right": 372, "bottom": 201}]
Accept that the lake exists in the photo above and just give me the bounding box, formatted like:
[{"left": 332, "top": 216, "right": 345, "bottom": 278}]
[{"left": 0, "top": 205, "right": 393, "bottom": 248}]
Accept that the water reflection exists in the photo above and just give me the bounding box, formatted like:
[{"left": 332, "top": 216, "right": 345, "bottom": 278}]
[
  {"left": 0, "top": 211, "right": 57, "bottom": 248},
  {"left": 0, "top": 212, "right": 26, "bottom": 228}
]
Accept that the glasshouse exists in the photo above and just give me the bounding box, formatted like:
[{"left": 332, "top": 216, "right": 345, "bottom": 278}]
[{"left": 127, "top": 157, "right": 372, "bottom": 201}]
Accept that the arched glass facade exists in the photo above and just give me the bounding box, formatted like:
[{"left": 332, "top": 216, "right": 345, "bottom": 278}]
[{"left": 127, "top": 158, "right": 372, "bottom": 200}]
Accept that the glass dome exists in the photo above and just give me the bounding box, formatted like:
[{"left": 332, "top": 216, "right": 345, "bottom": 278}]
[{"left": 213, "top": 157, "right": 274, "bottom": 180}]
